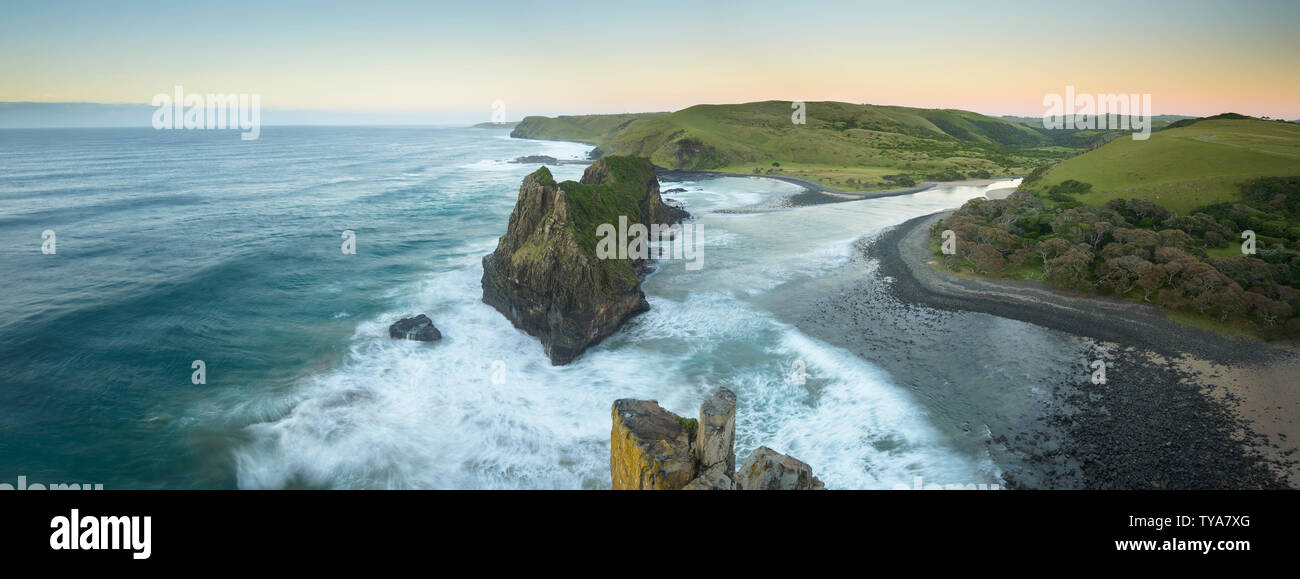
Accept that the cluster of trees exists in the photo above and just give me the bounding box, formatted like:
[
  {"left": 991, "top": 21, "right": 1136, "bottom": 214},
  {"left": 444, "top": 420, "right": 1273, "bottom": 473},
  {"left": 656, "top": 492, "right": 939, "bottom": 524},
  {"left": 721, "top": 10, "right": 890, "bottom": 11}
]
[
  {"left": 916, "top": 168, "right": 995, "bottom": 182},
  {"left": 933, "top": 178, "right": 1300, "bottom": 338},
  {"left": 883, "top": 173, "right": 916, "bottom": 187},
  {"left": 924, "top": 169, "right": 967, "bottom": 182},
  {"left": 1202, "top": 176, "right": 1300, "bottom": 248}
]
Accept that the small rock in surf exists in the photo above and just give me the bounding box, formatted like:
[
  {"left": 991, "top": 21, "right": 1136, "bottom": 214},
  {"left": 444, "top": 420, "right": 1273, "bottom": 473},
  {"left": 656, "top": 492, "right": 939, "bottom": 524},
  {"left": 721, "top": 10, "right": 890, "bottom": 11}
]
[{"left": 388, "top": 314, "right": 442, "bottom": 341}]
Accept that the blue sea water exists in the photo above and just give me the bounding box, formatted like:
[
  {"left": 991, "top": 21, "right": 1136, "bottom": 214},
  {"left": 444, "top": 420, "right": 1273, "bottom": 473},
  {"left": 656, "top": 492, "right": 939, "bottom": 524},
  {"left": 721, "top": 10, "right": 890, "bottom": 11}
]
[{"left": 0, "top": 126, "right": 1012, "bottom": 489}]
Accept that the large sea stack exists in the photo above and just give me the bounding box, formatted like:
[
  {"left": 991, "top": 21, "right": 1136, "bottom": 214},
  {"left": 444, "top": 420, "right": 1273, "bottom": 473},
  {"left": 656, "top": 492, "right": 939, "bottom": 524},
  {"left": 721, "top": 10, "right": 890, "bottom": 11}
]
[{"left": 481, "top": 156, "right": 688, "bottom": 364}]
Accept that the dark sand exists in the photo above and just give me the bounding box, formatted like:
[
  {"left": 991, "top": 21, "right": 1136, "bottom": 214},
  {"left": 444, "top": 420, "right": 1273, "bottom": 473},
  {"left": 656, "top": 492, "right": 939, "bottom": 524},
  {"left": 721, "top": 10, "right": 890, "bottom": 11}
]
[{"left": 768, "top": 210, "right": 1297, "bottom": 489}]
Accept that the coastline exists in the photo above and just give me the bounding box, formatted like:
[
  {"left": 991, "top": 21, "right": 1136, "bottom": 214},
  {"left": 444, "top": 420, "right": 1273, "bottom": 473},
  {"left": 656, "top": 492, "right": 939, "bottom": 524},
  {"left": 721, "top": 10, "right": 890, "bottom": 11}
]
[
  {"left": 657, "top": 168, "right": 938, "bottom": 206},
  {"left": 771, "top": 208, "right": 1298, "bottom": 488},
  {"left": 505, "top": 134, "right": 1024, "bottom": 208},
  {"left": 886, "top": 212, "right": 1274, "bottom": 365},
  {"left": 508, "top": 136, "right": 1299, "bottom": 487}
]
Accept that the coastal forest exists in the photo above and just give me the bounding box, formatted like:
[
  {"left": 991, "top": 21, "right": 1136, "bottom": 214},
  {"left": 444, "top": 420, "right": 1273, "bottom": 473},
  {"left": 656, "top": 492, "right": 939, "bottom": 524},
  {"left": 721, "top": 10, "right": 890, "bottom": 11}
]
[{"left": 932, "top": 116, "right": 1300, "bottom": 339}]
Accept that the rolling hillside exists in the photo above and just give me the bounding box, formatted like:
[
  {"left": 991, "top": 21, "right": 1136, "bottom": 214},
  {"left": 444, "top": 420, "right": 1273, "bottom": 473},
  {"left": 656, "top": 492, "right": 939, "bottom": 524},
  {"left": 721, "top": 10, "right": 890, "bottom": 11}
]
[
  {"left": 512, "top": 101, "right": 1121, "bottom": 191},
  {"left": 1023, "top": 116, "right": 1300, "bottom": 213},
  {"left": 510, "top": 112, "right": 668, "bottom": 144}
]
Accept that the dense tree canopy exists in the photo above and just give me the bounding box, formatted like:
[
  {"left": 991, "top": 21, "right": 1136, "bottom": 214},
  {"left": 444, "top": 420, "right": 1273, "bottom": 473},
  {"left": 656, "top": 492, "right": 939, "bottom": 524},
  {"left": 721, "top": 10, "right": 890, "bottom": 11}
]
[{"left": 933, "top": 178, "right": 1300, "bottom": 338}]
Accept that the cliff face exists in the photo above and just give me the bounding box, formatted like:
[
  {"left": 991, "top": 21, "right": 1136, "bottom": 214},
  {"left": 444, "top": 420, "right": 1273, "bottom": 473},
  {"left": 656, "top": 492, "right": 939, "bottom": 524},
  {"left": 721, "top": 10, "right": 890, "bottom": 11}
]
[
  {"left": 481, "top": 156, "right": 688, "bottom": 365},
  {"left": 610, "top": 387, "right": 825, "bottom": 490}
]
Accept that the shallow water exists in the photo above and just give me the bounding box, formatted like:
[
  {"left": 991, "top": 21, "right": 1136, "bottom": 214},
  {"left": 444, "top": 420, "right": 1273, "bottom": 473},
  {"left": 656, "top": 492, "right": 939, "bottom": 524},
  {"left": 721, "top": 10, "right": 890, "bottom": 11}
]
[{"left": 1, "top": 126, "right": 1017, "bottom": 489}]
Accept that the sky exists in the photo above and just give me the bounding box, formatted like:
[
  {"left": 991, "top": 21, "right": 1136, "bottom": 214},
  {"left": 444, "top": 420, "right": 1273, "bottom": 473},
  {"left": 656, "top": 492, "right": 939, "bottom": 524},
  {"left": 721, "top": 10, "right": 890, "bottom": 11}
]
[{"left": 1, "top": 0, "right": 1297, "bottom": 123}]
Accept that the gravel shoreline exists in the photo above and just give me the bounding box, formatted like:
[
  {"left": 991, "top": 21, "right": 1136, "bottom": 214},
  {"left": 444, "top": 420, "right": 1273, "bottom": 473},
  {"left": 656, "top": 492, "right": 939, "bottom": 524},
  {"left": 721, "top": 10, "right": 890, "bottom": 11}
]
[
  {"left": 884, "top": 212, "right": 1276, "bottom": 366},
  {"left": 778, "top": 209, "right": 1297, "bottom": 488}
]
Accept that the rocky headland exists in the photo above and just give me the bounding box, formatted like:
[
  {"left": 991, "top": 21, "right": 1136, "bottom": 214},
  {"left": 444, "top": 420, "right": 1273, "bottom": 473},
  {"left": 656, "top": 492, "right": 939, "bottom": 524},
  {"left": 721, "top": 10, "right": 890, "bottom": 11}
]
[{"left": 481, "top": 156, "right": 688, "bottom": 364}]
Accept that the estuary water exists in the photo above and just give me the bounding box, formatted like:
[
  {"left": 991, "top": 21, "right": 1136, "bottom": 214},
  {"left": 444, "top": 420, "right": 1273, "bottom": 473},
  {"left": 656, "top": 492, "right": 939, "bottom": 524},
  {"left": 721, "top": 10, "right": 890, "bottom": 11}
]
[{"left": 1, "top": 126, "right": 1014, "bottom": 489}]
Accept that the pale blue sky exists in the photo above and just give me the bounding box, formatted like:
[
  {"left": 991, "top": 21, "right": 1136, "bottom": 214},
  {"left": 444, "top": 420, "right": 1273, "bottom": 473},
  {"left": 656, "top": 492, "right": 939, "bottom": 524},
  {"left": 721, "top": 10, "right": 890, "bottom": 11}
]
[{"left": 3, "top": 0, "right": 1297, "bottom": 121}]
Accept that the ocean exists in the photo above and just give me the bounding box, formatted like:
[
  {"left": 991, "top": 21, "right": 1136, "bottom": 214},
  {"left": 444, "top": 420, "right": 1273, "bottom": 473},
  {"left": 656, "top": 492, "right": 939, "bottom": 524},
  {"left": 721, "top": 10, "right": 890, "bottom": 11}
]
[{"left": 1, "top": 126, "right": 1015, "bottom": 489}]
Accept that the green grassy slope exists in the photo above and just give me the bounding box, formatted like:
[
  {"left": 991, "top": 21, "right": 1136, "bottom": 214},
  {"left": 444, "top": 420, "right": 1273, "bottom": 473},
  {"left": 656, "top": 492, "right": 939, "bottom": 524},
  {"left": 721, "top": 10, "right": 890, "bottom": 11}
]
[
  {"left": 512, "top": 101, "right": 1123, "bottom": 191},
  {"left": 1025, "top": 117, "right": 1300, "bottom": 213},
  {"left": 509, "top": 112, "right": 668, "bottom": 144}
]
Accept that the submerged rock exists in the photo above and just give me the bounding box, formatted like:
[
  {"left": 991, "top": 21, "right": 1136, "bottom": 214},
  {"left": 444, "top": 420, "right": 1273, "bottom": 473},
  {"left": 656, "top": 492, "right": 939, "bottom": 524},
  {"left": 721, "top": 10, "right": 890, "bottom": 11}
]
[
  {"left": 511, "top": 155, "right": 559, "bottom": 164},
  {"left": 388, "top": 314, "right": 442, "bottom": 341},
  {"left": 735, "top": 447, "right": 826, "bottom": 490},
  {"left": 481, "top": 156, "right": 689, "bottom": 365}
]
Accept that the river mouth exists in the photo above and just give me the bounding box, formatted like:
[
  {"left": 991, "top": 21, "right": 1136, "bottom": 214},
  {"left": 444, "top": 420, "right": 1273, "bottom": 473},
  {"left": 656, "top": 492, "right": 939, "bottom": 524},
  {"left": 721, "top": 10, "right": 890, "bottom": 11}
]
[{"left": 779, "top": 207, "right": 1297, "bottom": 489}]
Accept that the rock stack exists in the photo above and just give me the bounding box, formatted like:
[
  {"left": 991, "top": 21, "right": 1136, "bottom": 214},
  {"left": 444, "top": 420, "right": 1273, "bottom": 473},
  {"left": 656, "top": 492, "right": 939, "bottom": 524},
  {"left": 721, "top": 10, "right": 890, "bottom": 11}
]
[
  {"left": 481, "top": 156, "right": 688, "bottom": 365},
  {"left": 610, "top": 387, "right": 825, "bottom": 490}
]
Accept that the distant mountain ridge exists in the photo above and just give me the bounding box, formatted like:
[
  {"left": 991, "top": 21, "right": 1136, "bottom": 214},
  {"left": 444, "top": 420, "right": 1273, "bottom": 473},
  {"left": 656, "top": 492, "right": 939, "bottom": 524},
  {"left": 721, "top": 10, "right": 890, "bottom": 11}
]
[
  {"left": 510, "top": 112, "right": 668, "bottom": 144},
  {"left": 509, "top": 101, "right": 1137, "bottom": 191}
]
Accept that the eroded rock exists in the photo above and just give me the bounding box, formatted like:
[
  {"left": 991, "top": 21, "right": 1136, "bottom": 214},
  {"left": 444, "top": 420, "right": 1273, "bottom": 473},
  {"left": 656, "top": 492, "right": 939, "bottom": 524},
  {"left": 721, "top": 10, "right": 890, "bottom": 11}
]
[
  {"left": 611, "top": 387, "right": 824, "bottom": 490},
  {"left": 682, "top": 464, "right": 739, "bottom": 491},
  {"left": 696, "top": 386, "right": 737, "bottom": 473},
  {"left": 610, "top": 399, "right": 697, "bottom": 490},
  {"left": 735, "top": 446, "right": 826, "bottom": 490}
]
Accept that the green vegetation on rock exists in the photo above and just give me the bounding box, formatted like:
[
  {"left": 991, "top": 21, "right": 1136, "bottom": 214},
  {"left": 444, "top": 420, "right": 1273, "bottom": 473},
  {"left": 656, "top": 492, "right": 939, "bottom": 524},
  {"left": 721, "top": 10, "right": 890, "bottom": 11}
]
[{"left": 481, "top": 156, "right": 687, "bottom": 364}]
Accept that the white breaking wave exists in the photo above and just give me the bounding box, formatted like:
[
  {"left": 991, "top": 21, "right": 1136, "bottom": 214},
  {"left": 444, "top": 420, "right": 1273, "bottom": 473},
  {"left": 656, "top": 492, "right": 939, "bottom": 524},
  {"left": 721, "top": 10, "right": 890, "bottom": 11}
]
[{"left": 233, "top": 175, "right": 998, "bottom": 490}]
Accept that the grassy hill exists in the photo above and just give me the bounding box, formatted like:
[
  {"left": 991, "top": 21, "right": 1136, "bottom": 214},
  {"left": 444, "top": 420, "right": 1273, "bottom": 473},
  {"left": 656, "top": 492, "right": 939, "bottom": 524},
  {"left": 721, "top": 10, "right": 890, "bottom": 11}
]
[
  {"left": 1023, "top": 116, "right": 1300, "bottom": 213},
  {"left": 512, "top": 101, "right": 1123, "bottom": 191},
  {"left": 510, "top": 112, "right": 668, "bottom": 144}
]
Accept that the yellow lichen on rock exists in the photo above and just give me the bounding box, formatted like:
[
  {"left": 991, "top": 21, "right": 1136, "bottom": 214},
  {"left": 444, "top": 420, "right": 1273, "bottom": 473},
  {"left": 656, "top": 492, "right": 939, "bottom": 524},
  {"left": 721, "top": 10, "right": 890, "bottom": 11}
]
[
  {"left": 610, "top": 387, "right": 826, "bottom": 490},
  {"left": 610, "top": 399, "right": 696, "bottom": 490}
]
